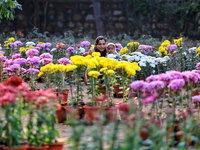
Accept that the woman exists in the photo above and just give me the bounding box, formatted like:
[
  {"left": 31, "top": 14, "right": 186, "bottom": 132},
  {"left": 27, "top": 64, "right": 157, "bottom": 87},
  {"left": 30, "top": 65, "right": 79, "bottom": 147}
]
[{"left": 92, "top": 36, "right": 107, "bottom": 57}]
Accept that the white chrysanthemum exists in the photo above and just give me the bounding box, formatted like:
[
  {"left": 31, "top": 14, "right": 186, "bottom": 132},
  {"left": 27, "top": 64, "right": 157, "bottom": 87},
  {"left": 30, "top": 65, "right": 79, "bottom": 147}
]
[
  {"left": 51, "top": 48, "right": 57, "bottom": 52},
  {"left": 188, "top": 47, "right": 197, "bottom": 54},
  {"left": 107, "top": 54, "right": 117, "bottom": 59},
  {"left": 138, "top": 61, "right": 146, "bottom": 67},
  {"left": 26, "top": 41, "right": 36, "bottom": 47},
  {"left": 77, "top": 47, "right": 85, "bottom": 54}
]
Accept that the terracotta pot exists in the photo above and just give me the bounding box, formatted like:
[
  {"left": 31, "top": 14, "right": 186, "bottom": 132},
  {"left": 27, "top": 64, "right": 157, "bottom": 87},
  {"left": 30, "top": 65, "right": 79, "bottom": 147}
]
[
  {"left": 56, "top": 105, "right": 67, "bottom": 123},
  {"left": 65, "top": 106, "right": 80, "bottom": 120},
  {"left": 28, "top": 145, "right": 49, "bottom": 150},
  {"left": 105, "top": 106, "right": 118, "bottom": 122},
  {"left": 3, "top": 146, "right": 28, "bottom": 150},
  {"left": 48, "top": 142, "right": 64, "bottom": 150},
  {"left": 83, "top": 105, "right": 100, "bottom": 122}
]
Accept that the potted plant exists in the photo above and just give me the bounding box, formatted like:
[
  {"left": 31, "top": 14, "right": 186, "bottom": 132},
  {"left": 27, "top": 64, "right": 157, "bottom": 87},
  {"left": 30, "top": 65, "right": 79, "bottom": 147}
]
[
  {"left": 25, "top": 89, "right": 63, "bottom": 149},
  {"left": 0, "top": 76, "right": 29, "bottom": 149}
]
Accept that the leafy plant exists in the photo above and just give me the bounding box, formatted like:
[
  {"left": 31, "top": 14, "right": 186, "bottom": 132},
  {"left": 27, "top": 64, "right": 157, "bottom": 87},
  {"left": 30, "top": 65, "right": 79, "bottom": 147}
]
[{"left": 0, "top": 0, "right": 22, "bottom": 21}]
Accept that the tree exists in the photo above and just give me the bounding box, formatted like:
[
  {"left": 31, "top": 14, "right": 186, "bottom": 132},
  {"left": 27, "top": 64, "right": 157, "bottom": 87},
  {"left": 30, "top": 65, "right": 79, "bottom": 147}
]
[
  {"left": 0, "top": 0, "right": 22, "bottom": 21},
  {"left": 92, "top": 0, "right": 105, "bottom": 36}
]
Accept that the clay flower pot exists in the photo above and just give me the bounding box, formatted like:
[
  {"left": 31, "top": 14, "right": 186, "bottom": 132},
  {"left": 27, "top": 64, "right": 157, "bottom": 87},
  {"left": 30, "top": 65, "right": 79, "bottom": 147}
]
[
  {"left": 28, "top": 145, "right": 49, "bottom": 150},
  {"left": 3, "top": 146, "right": 29, "bottom": 150},
  {"left": 83, "top": 105, "right": 100, "bottom": 123},
  {"left": 48, "top": 142, "right": 64, "bottom": 150}
]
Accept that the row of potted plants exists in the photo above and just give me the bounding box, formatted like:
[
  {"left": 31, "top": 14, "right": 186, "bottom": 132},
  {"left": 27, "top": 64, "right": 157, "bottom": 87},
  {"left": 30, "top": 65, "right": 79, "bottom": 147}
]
[{"left": 0, "top": 76, "right": 64, "bottom": 150}]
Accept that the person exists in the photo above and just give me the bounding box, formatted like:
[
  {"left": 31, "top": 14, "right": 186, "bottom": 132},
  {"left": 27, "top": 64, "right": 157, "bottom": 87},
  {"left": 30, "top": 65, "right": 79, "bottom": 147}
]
[
  {"left": 106, "top": 42, "right": 121, "bottom": 60},
  {"left": 89, "top": 36, "right": 107, "bottom": 57}
]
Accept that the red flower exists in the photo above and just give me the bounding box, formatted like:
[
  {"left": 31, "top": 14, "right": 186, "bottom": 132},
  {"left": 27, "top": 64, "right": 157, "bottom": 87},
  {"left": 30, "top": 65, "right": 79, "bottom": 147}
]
[{"left": 3, "top": 75, "right": 23, "bottom": 87}]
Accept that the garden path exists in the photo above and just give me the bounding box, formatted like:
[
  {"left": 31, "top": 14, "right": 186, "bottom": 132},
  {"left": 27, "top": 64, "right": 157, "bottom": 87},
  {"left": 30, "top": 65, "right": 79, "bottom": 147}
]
[{"left": 36, "top": 83, "right": 124, "bottom": 149}]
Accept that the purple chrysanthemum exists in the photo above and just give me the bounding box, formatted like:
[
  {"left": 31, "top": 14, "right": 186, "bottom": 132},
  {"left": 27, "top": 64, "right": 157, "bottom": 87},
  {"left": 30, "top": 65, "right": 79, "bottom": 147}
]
[
  {"left": 130, "top": 80, "right": 146, "bottom": 91},
  {"left": 27, "top": 56, "right": 40, "bottom": 67},
  {"left": 26, "top": 68, "right": 40, "bottom": 75},
  {"left": 12, "top": 53, "right": 22, "bottom": 60},
  {"left": 26, "top": 48, "right": 39, "bottom": 57},
  {"left": 40, "top": 53, "right": 53, "bottom": 59},
  {"left": 196, "top": 62, "right": 200, "bottom": 70},
  {"left": 192, "top": 95, "right": 200, "bottom": 102},
  {"left": 57, "top": 58, "right": 71, "bottom": 65},
  {"left": 0, "top": 56, "right": 7, "bottom": 62},
  {"left": 142, "top": 93, "right": 158, "bottom": 104},
  {"left": 67, "top": 46, "right": 76, "bottom": 54},
  {"left": 14, "top": 58, "right": 27, "bottom": 65},
  {"left": 115, "top": 43, "right": 123, "bottom": 52},
  {"left": 166, "top": 44, "right": 177, "bottom": 53},
  {"left": 80, "top": 41, "right": 91, "bottom": 50},
  {"left": 40, "top": 58, "right": 53, "bottom": 65},
  {"left": 9, "top": 41, "right": 23, "bottom": 50},
  {"left": 145, "top": 80, "right": 165, "bottom": 92},
  {"left": 9, "top": 64, "right": 21, "bottom": 71},
  {"left": 168, "top": 79, "right": 185, "bottom": 92}
]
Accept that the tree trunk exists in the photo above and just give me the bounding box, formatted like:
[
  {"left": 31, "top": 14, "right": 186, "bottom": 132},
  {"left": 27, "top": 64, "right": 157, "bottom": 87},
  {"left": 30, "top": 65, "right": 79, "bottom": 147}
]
[{"left": 92, "top": 0, "right": 105, "bottom": 36}]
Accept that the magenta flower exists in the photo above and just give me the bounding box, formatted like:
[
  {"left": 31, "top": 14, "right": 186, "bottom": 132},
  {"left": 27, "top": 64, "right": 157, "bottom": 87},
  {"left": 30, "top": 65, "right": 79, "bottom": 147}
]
[
  {"left": 57, "top": 58, "right": 71, "bottom": 65},
  {"left": 130, "top": 80, "right": 146, "bottom": 91},
  {"left": 4, "top": 59, "right": 14, "bottom": 67},
  {"left": 138, "top": 44, "right": 153, "bottom": 55},
  {"left": 9, "top": 41, "right": 23, "bottom": 50},
  {"left": 168, "top": 79, "right": 185, "bottom": 92},
  {"left": 12, "top": 53, "right": 22, "bottom": 60},
  {"left": 26, "top": 48, "right": 39, "bottom": 57},
  {"left": 166, "top": 44, "right": 177, "bottom": 53},
  {"left": 142, "top": 93, "right": 158, "bottom": 104},
  {"left": 115, "top": 43, "right": 123, "bottom": 52},
  {"left": 26, "top": 68, "right": 40, "bottom": 75},
  {"left": 146, "top": 74, "right": 159, "bottom": 82},
  {"left": 145, "top": 81, "right": 165, "bottom": 92},
  {"left": 0, "top": 51, "right": 5, "bottom": 55},
  {"left": 192, "top": 95, "right": 200, "bottom": 102},
  {"left": 67, "top": 46, "right": 76, "bottom": 54},
  {"left": 80, "top": 41, "right": 91, "bottom": 50},
  {"left": 0, "top": 56, "right": 7, "bottom": 62},
  {"left": 167, "top": 70, "right": 183, "bottom": 80},
  {"left": 36, "top": 43, "right": 52, "bottom": 51},
  {"left": 14, "top": 58, "right": 27, "bottom": 65},
  {"left": 10, "top": 64, "right": 21, "bottom": 71},
  {"left": 27, "top": 56, "right": 40, "bottom": 67},
  {"left": 196, "top": 62, "right": 200, "bottom": 70},
  {"left": 40, "top": 53, "right": 53, "bottom": 59},
  {"left": 182, "top": 71, "right": 200, "bottom": 84},
  {"left": 40, "top": 58, "right": 53, "bottom": 65}
]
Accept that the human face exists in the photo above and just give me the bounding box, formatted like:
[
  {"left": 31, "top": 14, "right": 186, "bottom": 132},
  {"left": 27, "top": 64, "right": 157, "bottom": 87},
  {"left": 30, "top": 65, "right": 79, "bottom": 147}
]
[
  {"left": 96, "top": 39, "right": 106, "bottom": 52},
  {"left": 107, "top": 45, "right": 115, "bottom": 54}
]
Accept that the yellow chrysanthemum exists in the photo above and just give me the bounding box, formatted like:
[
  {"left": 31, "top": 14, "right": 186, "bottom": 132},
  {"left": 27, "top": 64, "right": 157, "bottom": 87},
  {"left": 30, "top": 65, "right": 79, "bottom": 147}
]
[
  {"left": 127, "top": 42, "right": 134, "bottom": 47},
  {"left": 125, "top": 66, "right": 136, "bottom": 76},
  {"left": 70, "top": 55, "right": 86, "bottom": 66},
  {"left": 105, "top": 69, "right": 115, "bottom": 75},
  {"left": 65, "top": 64, "right": 77, "bottom": 72},
  {"left": 8, "top": 37, "right": 15, "bottom": 42},
  {"left": 92, "top": 52, "right": 101, "bottom": 57},
  {"left": 88, "top": 70, "right": 100, "bottom": 78},
  {"left": 38, "top": 72, "right": 44, "bottom": 77},
  {"left": 197, "top": 46, "right": 200, "bottom": 54},
  {"left": 38, "top": 42, "right": 44, "bottom": 44},
  {"left": 174, "top": 37, "right": 183, "bottom": 47},
  {"left": 119, "top": 47, "right": 128, "bottom": 55},
  {"left": 161, "top": 40, "right": 170, "bottom": 47},
  {"left": 19, "top": 47, "right": 26, "bottom": 53},
  {"left": 100, "top": 67, "right": 107, "bottom": 73}
]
